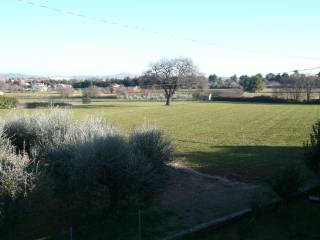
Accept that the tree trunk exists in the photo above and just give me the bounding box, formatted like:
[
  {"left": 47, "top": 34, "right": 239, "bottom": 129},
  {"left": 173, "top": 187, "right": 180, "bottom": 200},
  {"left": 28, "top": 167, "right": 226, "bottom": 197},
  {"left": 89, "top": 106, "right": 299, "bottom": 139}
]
[
  {"left": 165, "top": 95, "right": 172, "bottom": 106},
  {"left": 306, "top": 92, "right": 311, "bottom": 102}
]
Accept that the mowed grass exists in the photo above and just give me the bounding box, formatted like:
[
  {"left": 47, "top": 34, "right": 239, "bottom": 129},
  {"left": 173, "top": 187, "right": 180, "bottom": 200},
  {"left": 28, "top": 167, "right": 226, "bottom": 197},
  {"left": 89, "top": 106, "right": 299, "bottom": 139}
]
[{"left": 1, "top": 100, "right": 320, "bottom": 182}]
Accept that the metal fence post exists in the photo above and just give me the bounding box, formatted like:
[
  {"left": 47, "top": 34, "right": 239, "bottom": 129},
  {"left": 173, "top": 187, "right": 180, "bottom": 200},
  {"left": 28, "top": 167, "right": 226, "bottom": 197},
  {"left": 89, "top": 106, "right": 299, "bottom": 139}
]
[
  {"left": 70, "top": 226, "right": 73, "bottom": 240},
  {"left": 138, "top": 209, "right": 142, "bottom": 240}
]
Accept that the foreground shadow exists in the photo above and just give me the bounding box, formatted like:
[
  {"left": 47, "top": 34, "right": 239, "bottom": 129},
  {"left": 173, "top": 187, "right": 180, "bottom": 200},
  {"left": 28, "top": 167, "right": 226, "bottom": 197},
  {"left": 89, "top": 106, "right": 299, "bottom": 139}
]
[{"left": 177, "top": 145, "right": 305, "bottom": 183}]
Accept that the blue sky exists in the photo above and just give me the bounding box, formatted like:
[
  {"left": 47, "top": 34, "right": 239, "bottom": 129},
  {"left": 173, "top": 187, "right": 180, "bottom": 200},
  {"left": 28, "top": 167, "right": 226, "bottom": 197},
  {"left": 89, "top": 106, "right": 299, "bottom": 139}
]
[{"left": 1, "top": 0, "right": 320, "bottom": 76}]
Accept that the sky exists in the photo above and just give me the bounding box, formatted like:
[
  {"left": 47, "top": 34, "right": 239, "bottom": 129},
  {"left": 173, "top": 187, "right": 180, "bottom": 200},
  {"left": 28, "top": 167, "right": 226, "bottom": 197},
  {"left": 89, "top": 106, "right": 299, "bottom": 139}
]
[{"left": 1, "top": 0, "right": 320, "bottom": 76}]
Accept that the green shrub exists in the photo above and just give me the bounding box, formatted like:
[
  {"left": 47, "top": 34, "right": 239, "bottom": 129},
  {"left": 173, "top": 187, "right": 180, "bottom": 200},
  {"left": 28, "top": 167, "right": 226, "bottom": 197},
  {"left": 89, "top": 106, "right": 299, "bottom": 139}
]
[
  {"left": 82, "top": 97, "right": 92, "bottom": 104},
  {"left": 3, "top": 110, "right": 73, "bottom": 155},
  {"left": 24, "top": 102, "right": 72, "bottom": 108},
  {"left": 192, "top": 92, "right": 210, "bottom": 101},
  {"left": 127, "top": 126, "right": 174, "bottom": 202},
  {"left": 0, "top": 96, "right": 18, "bottom": 109},
  {"left": 3, "top": 113, "right": 41, "bottom": 154},
  {"left": 304, "top": 120, "right": 320, "bottom": 174},
  {"left": 71, "top": 134, "right": 130, "bottom": 207},
  {"left": 271, "top": 167, "right": 301, "bottom": 199},
  {"left": 0, "top": 133, "right": 32, "bottom": 224},
  {"left": 42, "top": 117, "right": 119, "bottom": 207},
  {"left": 0, "top": 137, "right": 31, "bottom": 199},
  {"left": 239, "top": 74, "right": 265, "bottom": 92},
  {"left": 2, "top": 110, "right": 174, "bottom": 210},
  {"left": 69, "top": 125, "right": 174, "bottom": 207},
  {"left": 129, "top": 126, "right": 174, "bottom": 171}
]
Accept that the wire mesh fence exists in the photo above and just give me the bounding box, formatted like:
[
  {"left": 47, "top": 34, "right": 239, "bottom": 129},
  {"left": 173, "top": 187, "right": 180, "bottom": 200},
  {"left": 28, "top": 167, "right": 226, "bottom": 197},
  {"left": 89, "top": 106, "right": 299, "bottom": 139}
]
[{"left": 1, "top": 206, "right": 174, "bottom": 240}]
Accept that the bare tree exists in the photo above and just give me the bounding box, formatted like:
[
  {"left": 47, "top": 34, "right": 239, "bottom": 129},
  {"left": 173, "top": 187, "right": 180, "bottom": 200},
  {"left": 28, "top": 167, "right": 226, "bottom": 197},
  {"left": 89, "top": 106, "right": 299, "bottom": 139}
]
[
  {"left": 198, "top": 76, "right": 209, "bottom": 92},
  {"left": 317, "top": 74, "right": 320, "bottom": 100},
  {"left": 116, "top": 86, "right": 129, "bottom": 98},
  {"left": 302, "top": 76, "right": 317, "bottom": 102},
  {"left": 58, "top": 86, "right": 74, "bottom": 98},
  {"left": 273, "top": 73, "right": 320, "bottom": 102},
  {"left": 288, "top": 74, "right": 304, "bottom": 101},
  {"left": 145, "top": 57, "right": 200, "bottom": 106},
  {"left": 272, "top": 87, "right": 286, "bottom": 99},
  {"left": 82, "top": 86, "right": 103, "bottom": 98},
  {"left": 0, "top": 81, "right": 9, "bottom": 92}
]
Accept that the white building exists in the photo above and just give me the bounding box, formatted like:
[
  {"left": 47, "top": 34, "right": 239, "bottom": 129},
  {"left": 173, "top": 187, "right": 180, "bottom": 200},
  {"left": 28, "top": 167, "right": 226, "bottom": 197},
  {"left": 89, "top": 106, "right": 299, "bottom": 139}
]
[
  {"left": 54, "top": 83, "right": 73, "bottom": 90},
  {"left": 31, "top": 83, "right": 48, "bottom": 92}
]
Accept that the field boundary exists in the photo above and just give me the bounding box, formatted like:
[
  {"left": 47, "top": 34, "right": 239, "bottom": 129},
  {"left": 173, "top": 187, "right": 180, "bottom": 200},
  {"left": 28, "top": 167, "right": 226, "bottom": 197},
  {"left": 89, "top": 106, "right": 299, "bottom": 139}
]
[{"left": 211, "top": 96, "right": 320, "bottom": 104}]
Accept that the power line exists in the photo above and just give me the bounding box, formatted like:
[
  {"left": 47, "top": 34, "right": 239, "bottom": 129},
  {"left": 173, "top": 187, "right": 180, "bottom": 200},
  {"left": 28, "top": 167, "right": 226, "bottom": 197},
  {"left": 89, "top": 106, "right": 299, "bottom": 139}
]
[
  {"left": 17, "top": 0, "right": 320, "bottom": 61},
  {"left": 287, "top": 66, "right": 320, "bottom": 73}
]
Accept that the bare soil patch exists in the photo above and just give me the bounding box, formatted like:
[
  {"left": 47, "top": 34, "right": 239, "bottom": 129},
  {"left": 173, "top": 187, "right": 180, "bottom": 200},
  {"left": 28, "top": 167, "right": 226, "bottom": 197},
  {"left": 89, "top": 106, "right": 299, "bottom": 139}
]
[{"left": 159, "top": 163, "right": 273, "bottom": 232}]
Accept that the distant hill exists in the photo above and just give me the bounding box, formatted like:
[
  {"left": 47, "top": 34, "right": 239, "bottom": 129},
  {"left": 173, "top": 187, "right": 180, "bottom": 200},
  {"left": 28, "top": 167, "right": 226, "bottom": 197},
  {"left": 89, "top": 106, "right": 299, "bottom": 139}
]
[
  {"left": 0, "top": 73, "right": 46, "bottom": 79},
  {"left": 67, "top": 72, "right": 139, "bottom": 80},
  {"left": 107, "top": 72, "right": 140, "bottom": 79},
  {"left": 0, "top": 72, "right": 140, "bottom": 80}
]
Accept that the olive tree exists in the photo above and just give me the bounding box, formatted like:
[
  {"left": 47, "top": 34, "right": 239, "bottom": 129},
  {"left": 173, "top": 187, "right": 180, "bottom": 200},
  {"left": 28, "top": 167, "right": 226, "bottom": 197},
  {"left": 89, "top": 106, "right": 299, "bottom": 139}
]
[
  {"left": 0, "top": 134, "right": 33, "bottom": 225},
  {"left": 145, "top": 57, "right": 200, "bottom": 106}
]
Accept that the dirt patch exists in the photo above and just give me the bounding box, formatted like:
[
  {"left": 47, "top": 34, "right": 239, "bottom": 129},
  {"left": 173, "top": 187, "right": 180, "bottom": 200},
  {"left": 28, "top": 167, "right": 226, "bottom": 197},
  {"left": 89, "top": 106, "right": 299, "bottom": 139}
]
[{"left": 159, "top": 163, "right": 273, "bottom": 232}]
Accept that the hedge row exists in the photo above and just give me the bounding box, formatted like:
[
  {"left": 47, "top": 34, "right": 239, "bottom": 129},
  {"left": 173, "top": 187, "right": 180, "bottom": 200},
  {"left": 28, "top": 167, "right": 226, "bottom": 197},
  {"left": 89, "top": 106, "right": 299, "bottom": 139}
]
[
  {"left": 0, "top": 96, "right": 18, "bottom": 109},
  {"left": 211, "top": 96, "right": 320, "bottom": 104},
  {"left": 24, "top": 102, "right": 72, "bottom": 108}
]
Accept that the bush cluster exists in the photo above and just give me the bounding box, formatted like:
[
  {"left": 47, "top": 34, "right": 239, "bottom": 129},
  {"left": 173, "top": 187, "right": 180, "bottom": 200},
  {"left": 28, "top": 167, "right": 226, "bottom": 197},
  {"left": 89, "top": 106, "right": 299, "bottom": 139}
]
[
  {"left": 271, "top": 167, "right": 301, "bottom": 199},
  {"left": 304, "top": 120, "right": 320, "bottom": 174},
  {"left": 0, "top": 96, "right": 18, "bottom": 109},
  {"left": 82, "top": 97, "right": 92, "bottom": 104},
  {"left": 24, "top": 102, "right": 72, "bottom": 108},
  {"left": 0, "top": 132, "right": 32, "bottom": 225},
  {"left": 0, "top": 109, "right": 174, "bottom": 225}
]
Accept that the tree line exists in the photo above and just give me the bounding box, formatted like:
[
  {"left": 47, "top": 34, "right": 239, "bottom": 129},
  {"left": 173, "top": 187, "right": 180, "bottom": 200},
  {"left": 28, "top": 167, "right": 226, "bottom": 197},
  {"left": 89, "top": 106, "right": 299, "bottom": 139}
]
[
  {"left": 209, "top": 71, "right": 320, "bottom": 96},
  {"left": 5, "top": 57, "right": 320, "bottom": 105}
]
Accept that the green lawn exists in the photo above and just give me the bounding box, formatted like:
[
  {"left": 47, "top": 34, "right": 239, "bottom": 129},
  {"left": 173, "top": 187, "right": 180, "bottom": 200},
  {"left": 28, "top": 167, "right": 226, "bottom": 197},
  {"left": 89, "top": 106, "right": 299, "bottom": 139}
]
[
  {"left": 1, "top": 99, "right": 320, "bottom": 240},
  {"left": 1, "top": 99, "right": 319, "bottom": 182}
]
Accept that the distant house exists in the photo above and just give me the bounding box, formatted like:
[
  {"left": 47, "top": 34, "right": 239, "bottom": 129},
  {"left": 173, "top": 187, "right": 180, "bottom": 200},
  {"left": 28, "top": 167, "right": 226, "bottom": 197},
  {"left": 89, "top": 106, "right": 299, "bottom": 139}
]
[
  {"left": 111, "top": 84, "right": 121, "bottom": 89},
  {"left": 126, "top": 86, "right": 140, "bottom": 93},
  {"left": 18, "top": 79, "right": 26, "bottom": 86},
  {"left": 0, "top": 91, "right": 4, "bottom": 96},
  {"left": 31, "top": 83, "right": 48, "bottom": 92},
  {"left": 214, "top": 89, "right": 244, "bottom": 98},
  {"left": 55, "top": 83, "right": 72, "bottom": 89},
  {"left": 54, "top": 83, "right": 73, "bottom": 90},
  {"left": 132, "top": 86, "right": 140, "bottom": 91},
  {"left": 266, "top": 81, "right": 281, "bottom": 88},
  {"left": 110, "top": 83, "right": 121, "bottom": 93}
]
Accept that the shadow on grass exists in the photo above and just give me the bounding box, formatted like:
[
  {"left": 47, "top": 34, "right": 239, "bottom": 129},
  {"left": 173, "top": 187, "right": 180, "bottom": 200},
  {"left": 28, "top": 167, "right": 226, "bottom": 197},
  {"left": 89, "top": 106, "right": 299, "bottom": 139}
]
[
  {"left": 183, "top": 195, "right": 320, "bottom": 240},
  {"left": 178, "top": 145, "right": 305, "bottom": 183},
  {"left": 2, "top": 206, "right": 172, "bottom": 240}
]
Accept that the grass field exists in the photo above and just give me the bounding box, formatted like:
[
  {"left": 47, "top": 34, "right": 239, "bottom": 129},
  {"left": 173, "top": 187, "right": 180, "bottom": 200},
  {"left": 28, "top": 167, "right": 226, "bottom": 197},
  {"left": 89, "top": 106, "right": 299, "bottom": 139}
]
[
  {"left": 1, "top": 99, "right": 319, "bottom": 182},
  {"left": 2, "top": 98, "right": 320, "bottom": 240}
]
